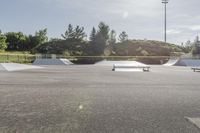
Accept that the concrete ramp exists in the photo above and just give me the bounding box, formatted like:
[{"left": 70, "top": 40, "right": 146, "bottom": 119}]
[
  {"left": 182, "top": 59, "right": 200, "bottom": 67},
  {"left": 0, "top": 64, "right": 6, "bottom": 71},
  {"left": 164, "top": 58, "right": 200, "bottom": 67},
  {"left": 33, "top": 59, "right": 73, "bottom": 65},
  {"left": 0, "top": 63, "right": 42, "bottom": 72},
  {"left": 164, "top": 58, "right": 179, "bottom": 66},
  {"left": 164, "top": 58, "right": 186, "bottom": 66},
  {"left": 95, "top": 60, "right": 149, "bottom": 72},
  {"left": 95, "top": 60, "right": 146, "bottom": 66}
]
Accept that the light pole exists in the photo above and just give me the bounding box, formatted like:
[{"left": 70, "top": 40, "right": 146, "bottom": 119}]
[{"left": 162, "top": 0, "right": 169, "bottom": 43}]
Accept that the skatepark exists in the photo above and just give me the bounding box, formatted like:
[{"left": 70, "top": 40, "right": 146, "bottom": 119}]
[
  {"left": 1, "top": 58, "right": 200, "bottom": 133},
  {"left": 1, "top": 0, "right": 200, "bottom": 131}
]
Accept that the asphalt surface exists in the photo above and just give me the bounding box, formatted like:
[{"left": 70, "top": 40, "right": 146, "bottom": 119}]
[{"left": 0, "top": 65, "right": 200, "bottom": 133}]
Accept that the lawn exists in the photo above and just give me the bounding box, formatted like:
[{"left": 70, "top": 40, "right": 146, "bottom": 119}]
[{"left": 0, "top": 51, "right": 35, "bottom": 63}]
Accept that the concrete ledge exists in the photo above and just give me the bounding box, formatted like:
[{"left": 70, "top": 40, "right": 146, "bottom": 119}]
[{"left": 112, "top": 64, "right": 150, "bottom": 72}]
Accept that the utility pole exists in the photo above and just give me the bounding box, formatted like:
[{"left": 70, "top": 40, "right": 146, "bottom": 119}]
[{"left": 162, "top": 0, "right": 169, "bottom": 43}]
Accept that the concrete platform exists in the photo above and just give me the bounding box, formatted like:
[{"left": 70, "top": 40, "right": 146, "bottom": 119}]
[
  {"left": 95, "top": 60, "right": 145, "bottom": 66},
  {"left": 0, "top": 63, "right": 43, "bottom": 72},
  {"left": 0, "top": 65, "right": 200, "bottom": 133}
]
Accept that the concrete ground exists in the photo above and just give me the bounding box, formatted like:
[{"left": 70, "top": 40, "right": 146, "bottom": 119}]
[{"left": 0, "top": 65, "right": 200, "bottom": 133}]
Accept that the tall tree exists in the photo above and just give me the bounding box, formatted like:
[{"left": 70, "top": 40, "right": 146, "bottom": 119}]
[
  {"left": 89, "top": 27, "right": 96, "bottom": 42},
  {"left": 0, "top": 31, "right": 7, "bottom": 50},
  {"left": 108, "top": 30, "right": 116, "bottom": 45},
  {"left": 61, "top": 24, "right": 74, "bottom": 39},
  {"left": 62, "top": 24, "right": 86, "bottom": 41},
  {"left": 192, "top": 36, "right": 200, "bottom": 55},
  {"left": 98, "top": 22, "right": 110, "bottom": 42},
  {"left": 35, "top": 28, "right": 48, "bottom": 44},
  {"left": 73, "top": 26, "right": 87, "bottom": 40},
  {"left": 92, "top": 32, "right": 106, "bottom": 55},
  {"left": 28, "top": 35, "right": 39, "bottom": 50},
  {"left": 27, "top": 28, "right": 48, "bottom": 51},
  {"left": 118, "top": 31, "right": 128, "bottom": 42},
  {"left": 89, "top": 22, "right": 110, "bottom": 55}
]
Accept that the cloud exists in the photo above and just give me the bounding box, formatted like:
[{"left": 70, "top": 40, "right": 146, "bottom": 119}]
[
  {"left": 7, "top": 0, "right": 200, "bottom": 44},
  {"left": 166, "top": 29, "right": 182, "bottom": 35},
  {"left": 32, "top": 0, "right": 162, "bottom": 17},
  {"left": 122, "top": 11, "right": 129, "bottom": 19},
  {"left": 189, "top": 25, "right": 200, "bottom": 31}
]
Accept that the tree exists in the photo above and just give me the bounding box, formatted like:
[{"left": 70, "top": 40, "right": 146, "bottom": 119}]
[
  {"left": 74, "top": 26, "right": 87, "bottom": 40},
  {"left": 35, "top": 28, "right": 48, "bottom": 44},
  {"left": 5, "top": 32, "right": 29, "bottom": 51},
  {"left": 88, "top": 22, "right": 110, "bottom": 55},
  {"left": 0, "top": 31, "right": 7, "bottom": 50},
  {"left": 49, "top": 38, "right": 62, "bottom": 42},
  {"left": 185, "top": 40, "right": 192, "bottom": 47},
  {"left": 92, "top": 32, "right": 106, "bottom": 55},
  {"left": 5, "top": 29, "right": 47, "bottom": 51},
  {"left": 192, "top": 36, "right": 200, "bottom": 55},
  {"left": 181, "top": 40, "right": 192, "bottom": 53},
  {"left": 87, "top": 23, "right": 110, "bottom": 55},
  {"left": 119, "top": 31, "right": 128, "bottom": 42},
  {"left": 89, "top": 27, "right": 96, "bottom": 42},
  {"left": 98, "top": 22, "right": 110, "bottom": 42},
  {"left": 108, "top": 30, "right": 116, "bottom": 45},
  {"left": 61, "top": 24, "right": 74, "bottom": 39},
  {"left": 28, "top": 29, "right": 48, "bottom": 51},
  {"left": 28, "top": 35, "right": 39, "bottom": 50},
  {"left": 62, "top": 24, "right": 86, "bottom": 41}
]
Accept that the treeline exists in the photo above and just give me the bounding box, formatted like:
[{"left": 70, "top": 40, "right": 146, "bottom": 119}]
[
  {"left": 0, "top": 29, "right": 48, "bottom": 51},
  {"left": 33, "top": 22, "right": 130, "bottom": 56},
  {"left": 0, "top": 22, "right": 128, "bottom": 54},
  {"left": 1, "top": 21, "right": 196, "bottom": 56}
]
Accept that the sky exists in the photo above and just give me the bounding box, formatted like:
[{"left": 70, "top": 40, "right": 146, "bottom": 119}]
[{"left": 0, "top": 0, "right": 200, "bottom": 45}]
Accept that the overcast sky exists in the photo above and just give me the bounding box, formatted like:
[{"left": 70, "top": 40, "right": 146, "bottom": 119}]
[{"left": 0, "top": 0, "right": 200, "bottom": 44}]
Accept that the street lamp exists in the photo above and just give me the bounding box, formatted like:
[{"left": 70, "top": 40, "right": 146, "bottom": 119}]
[{"left": 162, "top": 0, "right": 169, "bottom": 43}]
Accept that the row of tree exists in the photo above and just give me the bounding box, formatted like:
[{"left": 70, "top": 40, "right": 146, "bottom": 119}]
[
  {"left": 0, "top": 22, "right": 129, "bottom": 54},
  {"left": 1, "top": 21, "right": 199, "bottom": 56},
  {"left": 0, "top": 29, "right": 48, "bottom": 51},
  {"left": 61, "top": 22, "right": 128, "bottom": 43},
  {"left": 58, "top": 22, "right": 129, "bottom": 55}
]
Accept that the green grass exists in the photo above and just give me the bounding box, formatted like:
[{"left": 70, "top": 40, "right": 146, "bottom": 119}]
[
  {"left": 0, "top": 51, "right": 31, "bottom": 54},
  {"left": 0, "top": 51, "right": 35, "bottom": 63},
  {"left": 0, "top": 51, "right": 171, "bottom": 64}
]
